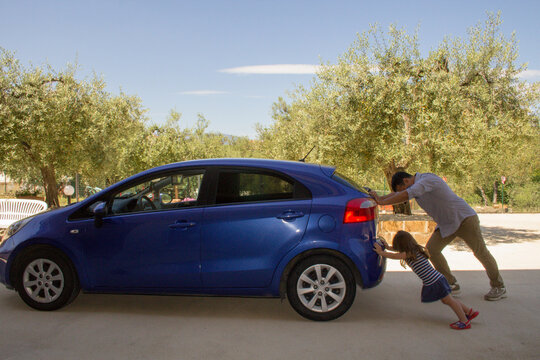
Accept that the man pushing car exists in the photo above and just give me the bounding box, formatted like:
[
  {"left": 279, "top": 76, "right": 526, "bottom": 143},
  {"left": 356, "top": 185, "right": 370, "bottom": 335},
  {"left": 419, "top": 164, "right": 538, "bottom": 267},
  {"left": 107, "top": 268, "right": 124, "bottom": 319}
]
[{"left": 369, "top": 171, "right": 506, "bottom": 301}]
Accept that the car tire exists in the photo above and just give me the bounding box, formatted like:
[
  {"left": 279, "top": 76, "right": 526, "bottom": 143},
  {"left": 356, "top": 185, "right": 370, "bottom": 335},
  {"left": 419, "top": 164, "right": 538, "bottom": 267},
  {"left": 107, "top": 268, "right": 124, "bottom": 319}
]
[
  {"left": 14, "top": 248, "right": 80, "bottom": 311},
  {"left": 287, "top": 255, "right": 356, "bottom": 321}
]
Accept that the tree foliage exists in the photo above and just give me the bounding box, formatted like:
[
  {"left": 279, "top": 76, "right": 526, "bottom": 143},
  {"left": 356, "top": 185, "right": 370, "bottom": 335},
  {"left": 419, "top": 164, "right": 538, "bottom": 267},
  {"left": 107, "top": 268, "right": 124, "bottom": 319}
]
[
  {"left": 0, "top": 49, "right": 262, "bottom": 206},
  {"left": 0, "top": 48, "right": 147, "bottom": 206},
  {"left": 259, "top": 13, "right": 539, "bottom": 211}
]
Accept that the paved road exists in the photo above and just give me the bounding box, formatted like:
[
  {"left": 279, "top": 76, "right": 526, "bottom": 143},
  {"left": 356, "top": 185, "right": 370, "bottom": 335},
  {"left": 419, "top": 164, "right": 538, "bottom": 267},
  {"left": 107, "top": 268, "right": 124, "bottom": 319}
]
[
  {"left": 387, "top": 213, "right": 540, "bottom": 272},
  {"left": 0, "top": 214, "right": 539, "bottom": 360}
]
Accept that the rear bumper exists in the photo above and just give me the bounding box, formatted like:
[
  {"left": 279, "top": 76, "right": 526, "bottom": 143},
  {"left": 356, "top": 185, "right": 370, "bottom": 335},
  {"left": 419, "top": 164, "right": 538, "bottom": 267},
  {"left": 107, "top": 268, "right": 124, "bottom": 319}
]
[
  {"left": 352, "top": 250, "right": 386, "bottom": 289},
  {"left": 364, "top": 254, "right": 386, "bottom": 288},
  {"left": 341, "top": 222, "right": 386, "bottom": 289}
]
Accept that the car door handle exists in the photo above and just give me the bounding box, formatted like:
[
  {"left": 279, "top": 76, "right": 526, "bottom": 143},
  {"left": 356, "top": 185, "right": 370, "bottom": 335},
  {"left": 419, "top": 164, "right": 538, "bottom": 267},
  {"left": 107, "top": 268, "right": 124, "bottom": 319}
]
[
  {"left": 102, "top": 218, "right": 121, "bottom": 225},
  {"left": 169, "top": 221, "right": 197, "bottom": 230},
  {"left": 276, "top": 211, "right": 304, "bottom": 221}
]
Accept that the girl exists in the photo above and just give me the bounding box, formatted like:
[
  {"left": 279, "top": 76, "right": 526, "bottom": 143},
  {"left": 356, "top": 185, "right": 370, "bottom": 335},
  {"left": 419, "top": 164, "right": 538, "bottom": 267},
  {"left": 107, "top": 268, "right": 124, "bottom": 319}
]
[{"left": 373, "top": 230, "right": 479, "bottom": 330}]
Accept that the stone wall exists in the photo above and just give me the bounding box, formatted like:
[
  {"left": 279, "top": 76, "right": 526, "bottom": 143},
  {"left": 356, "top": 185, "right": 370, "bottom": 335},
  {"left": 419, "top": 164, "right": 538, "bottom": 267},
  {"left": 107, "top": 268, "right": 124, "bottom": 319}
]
[{"left": 377, "top": 214, "right": 436, "bottom": 245}]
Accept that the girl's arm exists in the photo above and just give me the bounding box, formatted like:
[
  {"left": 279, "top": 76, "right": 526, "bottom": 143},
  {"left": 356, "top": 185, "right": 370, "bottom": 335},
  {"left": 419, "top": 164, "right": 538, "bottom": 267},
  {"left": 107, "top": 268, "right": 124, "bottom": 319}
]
[
  {"left": 379, "top": 238, "right": 393, "bottom": 250},
  {"left": 373, "top": 243, "right": 407, "bottom": 260}
]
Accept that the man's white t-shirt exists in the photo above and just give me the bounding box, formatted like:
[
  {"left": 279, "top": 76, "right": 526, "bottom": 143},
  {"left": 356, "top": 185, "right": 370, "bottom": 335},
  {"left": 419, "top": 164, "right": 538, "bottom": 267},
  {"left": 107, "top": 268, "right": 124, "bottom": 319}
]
[{"left": 406, "top": 173, "right": 476, "bottom": 238}]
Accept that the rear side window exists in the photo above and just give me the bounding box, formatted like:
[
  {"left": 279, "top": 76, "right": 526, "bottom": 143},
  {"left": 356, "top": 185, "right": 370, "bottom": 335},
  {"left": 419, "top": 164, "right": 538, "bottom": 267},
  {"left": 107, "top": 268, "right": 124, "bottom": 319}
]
[
  {"left": 215, "top": 170, "right": 310, "bottom": 204},
  {"left": 333, "top": 172, "right": 368, "bottom": 194}
]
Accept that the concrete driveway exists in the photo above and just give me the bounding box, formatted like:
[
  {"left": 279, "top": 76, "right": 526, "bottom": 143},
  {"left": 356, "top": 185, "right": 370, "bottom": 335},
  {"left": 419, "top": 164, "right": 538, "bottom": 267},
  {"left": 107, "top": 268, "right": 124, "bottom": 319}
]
[{"left": 0, "top": 214, "right": 539, "bottom": 360}]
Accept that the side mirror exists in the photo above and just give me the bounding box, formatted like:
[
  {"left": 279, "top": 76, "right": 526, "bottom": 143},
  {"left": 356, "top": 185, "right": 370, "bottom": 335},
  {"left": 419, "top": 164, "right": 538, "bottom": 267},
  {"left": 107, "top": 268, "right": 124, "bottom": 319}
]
[{"left": 93, "top": 202, "right": 106, "bottom": 228}]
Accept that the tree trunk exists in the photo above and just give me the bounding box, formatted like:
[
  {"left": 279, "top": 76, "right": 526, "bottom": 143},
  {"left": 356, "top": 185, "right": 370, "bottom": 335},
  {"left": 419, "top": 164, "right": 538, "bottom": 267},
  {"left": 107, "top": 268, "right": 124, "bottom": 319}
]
[
  {"left": 40, "top": 165, "right": 60, "bottom": 208},
  {"left": 492, "top": 181, "right": 498, "bottom": 205},
  {"left": 383, "top": 163, "right": 412, "bottom": 215},
  {"left": 478, "top": 186, "right": 488, "bottom": 207}
]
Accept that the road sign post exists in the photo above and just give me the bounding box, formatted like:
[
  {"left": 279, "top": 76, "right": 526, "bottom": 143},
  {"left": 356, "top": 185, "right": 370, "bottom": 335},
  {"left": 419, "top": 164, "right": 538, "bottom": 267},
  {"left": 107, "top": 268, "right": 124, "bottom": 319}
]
[
  {"left": 63, "top": 185, "right": 75, "bottom": 205},
  {"left": 501, "top": 176, "right": 506, "bottom": 213}
]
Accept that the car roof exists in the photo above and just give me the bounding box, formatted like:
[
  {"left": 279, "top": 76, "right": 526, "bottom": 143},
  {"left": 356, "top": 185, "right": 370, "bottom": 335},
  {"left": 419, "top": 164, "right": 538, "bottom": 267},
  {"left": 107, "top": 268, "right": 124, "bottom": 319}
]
[
  {"left": 103, "top": 158, "right": 337, "bottom": 196},
  {"left": 144, "top": 158, "right": 335, "bottom": 177}
]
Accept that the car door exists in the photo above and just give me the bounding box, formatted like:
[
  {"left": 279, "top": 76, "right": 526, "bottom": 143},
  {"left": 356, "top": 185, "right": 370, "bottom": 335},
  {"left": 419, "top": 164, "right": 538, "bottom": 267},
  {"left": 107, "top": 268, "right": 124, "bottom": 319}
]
[
  {"left": 72, "top": 169, "right": 207, "bottom": 290},
  {"left": 201, "top": 168, "right": 312, "bottom": 288}
]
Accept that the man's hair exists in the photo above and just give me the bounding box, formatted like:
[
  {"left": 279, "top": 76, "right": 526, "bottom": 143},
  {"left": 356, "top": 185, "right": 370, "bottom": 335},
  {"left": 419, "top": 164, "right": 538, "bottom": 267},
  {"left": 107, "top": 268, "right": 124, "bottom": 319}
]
[{"left": 391, "top": 172, "right": 413, "bottom": 192}]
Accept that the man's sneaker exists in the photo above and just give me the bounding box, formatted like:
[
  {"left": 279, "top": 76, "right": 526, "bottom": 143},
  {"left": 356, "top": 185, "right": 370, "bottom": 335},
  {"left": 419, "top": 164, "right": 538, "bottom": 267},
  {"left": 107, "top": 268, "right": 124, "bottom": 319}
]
[
  {"left": 450, "top": 321, "right": 471, "bottom": 330},
  {"left": 450, "top": 282, "right": 461, "bottom": 295},
  {"left": 466, "top": 309, "right": 479, "bottom": 321},
  {"left": 484, "top": 286, "right": 507, "bottom": 301}
]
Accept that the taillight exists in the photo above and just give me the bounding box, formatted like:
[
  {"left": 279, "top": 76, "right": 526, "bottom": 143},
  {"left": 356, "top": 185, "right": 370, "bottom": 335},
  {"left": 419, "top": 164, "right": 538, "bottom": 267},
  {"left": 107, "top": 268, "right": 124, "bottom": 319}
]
[{"left": 343, "top": 198, "right": 377, "bottom": 223}]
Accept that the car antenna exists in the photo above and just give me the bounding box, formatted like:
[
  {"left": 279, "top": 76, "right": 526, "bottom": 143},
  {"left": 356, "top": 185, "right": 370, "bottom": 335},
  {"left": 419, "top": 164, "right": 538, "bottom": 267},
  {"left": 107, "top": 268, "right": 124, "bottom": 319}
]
[{"left": 299, "top": 145, "right": 316, "bottom": 162}]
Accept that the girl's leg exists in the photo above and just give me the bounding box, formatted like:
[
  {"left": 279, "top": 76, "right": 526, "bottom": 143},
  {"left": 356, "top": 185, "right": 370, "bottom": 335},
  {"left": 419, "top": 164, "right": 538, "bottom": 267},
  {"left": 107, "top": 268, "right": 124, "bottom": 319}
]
[
  {"left": 441, "top": 295, "right": 468, "bottom": 323},
  {"left": 455, "top": 298, "right": 471, "bottom": 314}
]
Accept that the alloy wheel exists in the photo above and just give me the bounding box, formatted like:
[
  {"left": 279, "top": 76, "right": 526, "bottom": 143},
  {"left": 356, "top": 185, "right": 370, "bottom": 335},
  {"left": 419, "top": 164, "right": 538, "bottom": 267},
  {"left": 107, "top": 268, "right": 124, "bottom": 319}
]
[
  {"left": 23, "top": 258, "right": 65, "bottom": 304},
  {"left": 296, "top": 264, "right": 346, "bottom": 313}
]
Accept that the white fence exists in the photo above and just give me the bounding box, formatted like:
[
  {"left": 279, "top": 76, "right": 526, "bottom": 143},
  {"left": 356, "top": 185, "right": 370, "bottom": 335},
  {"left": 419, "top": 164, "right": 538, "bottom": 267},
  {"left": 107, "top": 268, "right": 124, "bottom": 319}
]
[{"left": 0, "top": 199, "right": 48, "bottom": 229}]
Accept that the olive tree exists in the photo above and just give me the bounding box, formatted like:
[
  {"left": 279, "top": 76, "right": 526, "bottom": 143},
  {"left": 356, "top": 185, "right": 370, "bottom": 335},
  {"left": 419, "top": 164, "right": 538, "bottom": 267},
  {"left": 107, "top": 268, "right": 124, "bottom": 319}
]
[
  {"left": 260, "top": 13, "right": 539, "bottom": 213},
  {"left": 0, "top": 49, "right": 147, "bottom": 206}
]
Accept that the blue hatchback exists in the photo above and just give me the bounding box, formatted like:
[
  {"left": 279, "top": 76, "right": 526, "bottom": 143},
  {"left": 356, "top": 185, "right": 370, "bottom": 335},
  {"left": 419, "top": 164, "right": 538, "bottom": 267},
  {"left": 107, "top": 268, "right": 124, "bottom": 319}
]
[{"left": 0, "top": 159, "right": 385, "bottom": 320}]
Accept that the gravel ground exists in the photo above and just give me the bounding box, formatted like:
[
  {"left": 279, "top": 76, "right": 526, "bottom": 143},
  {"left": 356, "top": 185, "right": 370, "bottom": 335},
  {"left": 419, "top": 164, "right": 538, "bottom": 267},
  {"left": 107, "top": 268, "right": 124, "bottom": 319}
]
[{"left": 0, "top": 213, "right": 538, "bottom": 360}]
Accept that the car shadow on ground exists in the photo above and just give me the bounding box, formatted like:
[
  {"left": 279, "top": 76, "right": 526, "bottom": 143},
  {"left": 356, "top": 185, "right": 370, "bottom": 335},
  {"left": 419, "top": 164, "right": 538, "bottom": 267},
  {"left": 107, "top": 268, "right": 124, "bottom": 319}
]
[
  {"left": 0, "top": 280, "right": 468, "bottom": 325},
  {"left": 1, "top": 269, "right": 538, "bottom": 325},
  {"left": 449, "top": 226, "right": 540, "bottom": 251},
  {"left": 0, "top": 288, "right": 302, "bottom": 321},
  {"left": 1, "top": 286, "right": 430, "bottom": 324}
]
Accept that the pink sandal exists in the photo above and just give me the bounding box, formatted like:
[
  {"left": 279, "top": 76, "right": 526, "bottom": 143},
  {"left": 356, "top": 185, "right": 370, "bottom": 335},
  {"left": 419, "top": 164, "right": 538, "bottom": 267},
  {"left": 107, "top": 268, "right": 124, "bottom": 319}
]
[
  {"left": 466, "top": 309, "right": 479, "bottom": 321},
  {"left": 450, "top": 321, "right": 471, "bottom": 330}
]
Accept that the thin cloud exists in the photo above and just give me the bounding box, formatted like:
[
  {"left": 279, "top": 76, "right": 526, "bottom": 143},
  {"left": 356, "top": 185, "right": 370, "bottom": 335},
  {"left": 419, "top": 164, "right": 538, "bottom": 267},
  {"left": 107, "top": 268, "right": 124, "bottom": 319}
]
[
  {"left": 179, "top": 90, "right": 229, "bottom": 95},
  {"left": 220, "top": 64, "right": 322, "bottom": 75},
  {"left": 518, "top": 69, "right": 540, "bottom": 80}
]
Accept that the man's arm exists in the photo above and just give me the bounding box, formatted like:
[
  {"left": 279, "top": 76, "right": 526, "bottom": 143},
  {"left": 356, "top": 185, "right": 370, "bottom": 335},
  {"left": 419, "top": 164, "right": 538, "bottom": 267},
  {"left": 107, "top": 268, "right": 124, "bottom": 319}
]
[{"left": 369, "top": 190, "right": 409, "bottom": 205}]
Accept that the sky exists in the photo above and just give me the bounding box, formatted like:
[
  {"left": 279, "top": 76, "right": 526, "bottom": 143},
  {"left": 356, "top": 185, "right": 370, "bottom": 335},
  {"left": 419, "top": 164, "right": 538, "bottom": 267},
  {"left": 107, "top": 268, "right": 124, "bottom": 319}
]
[{"left": 1, "top": 0, "right": 539, "bottom": 138}]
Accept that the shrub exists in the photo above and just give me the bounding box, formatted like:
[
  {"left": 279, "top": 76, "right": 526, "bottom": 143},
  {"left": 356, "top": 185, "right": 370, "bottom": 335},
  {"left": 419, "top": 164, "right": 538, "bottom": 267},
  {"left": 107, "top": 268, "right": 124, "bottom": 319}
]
[
  {"left": 15, "top": 188, "right": 41, "bottom": 197},
  {"left": 509, "top": 182, "right": 540, "bottom": 211}
]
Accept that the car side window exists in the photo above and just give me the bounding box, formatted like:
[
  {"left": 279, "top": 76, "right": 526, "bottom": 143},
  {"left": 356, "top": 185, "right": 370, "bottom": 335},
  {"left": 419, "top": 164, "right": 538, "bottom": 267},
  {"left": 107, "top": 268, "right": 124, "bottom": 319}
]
[
  {"left": 110, "top": 171, "right": 205, "bottom": 215},
  {"left": 215, "top": 170, "right": 309, "bottom": 204},
  {"left": 159, "top": 173, "right": 204, "bottom": 205}
]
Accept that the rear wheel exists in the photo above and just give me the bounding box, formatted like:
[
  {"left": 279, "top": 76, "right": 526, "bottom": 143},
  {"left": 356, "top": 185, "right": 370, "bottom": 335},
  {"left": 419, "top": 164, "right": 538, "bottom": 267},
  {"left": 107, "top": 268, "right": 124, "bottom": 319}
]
[
  {"left": 14, "top": 248, "right": 80, "bottom": 311},
  {"left": 287, "top": 255, "right": 356, "bottom": 321}
]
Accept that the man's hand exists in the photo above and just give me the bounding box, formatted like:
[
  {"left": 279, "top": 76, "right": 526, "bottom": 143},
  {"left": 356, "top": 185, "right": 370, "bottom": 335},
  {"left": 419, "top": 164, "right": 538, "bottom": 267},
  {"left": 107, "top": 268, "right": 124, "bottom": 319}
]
[
  {"left": 369, "top": 190, "right": 380, "bottom": 204},
  {"left": 369, "top": 190, "right": 409, "bottom": 206}
]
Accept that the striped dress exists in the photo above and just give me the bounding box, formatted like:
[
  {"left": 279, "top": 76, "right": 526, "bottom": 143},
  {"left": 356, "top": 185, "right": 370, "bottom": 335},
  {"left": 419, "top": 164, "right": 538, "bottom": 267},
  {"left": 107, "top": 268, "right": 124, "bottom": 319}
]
[
  {"left": 405, "top": 250, "right": 451, "bottom": 302},
  {"left": 405, "top": 250, "right": 443, "bottom": 286}
]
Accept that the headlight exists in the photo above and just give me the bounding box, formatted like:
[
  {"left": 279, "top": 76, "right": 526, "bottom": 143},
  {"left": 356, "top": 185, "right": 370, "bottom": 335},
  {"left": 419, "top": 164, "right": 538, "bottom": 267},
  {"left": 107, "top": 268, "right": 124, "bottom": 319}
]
[{"left": 0, "top": 217, "right": 33, "bottom": 246}]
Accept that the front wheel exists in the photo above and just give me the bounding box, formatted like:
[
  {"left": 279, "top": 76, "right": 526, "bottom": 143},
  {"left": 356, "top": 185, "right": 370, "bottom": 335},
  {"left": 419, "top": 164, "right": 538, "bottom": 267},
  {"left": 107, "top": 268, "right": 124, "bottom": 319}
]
[
  {"left": 14, "top": 248, "right": 80, "bottom": 311},
  {"left": 287, "top": 255, "right": 356, "bottom": 321}
]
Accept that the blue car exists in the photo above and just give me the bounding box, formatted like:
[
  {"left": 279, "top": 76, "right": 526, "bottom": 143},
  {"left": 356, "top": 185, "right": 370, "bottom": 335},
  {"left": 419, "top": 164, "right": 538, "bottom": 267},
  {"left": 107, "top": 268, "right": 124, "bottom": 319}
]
[{"left": 0, "top": 159, "right": 385, "bottom": 321}]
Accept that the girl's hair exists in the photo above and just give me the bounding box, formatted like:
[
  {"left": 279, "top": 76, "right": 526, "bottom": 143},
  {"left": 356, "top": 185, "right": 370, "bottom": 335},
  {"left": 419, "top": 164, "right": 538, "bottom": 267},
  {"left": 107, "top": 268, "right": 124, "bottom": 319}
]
[{"left": 392, "top": 231, "right": 430, "bottom": 268}]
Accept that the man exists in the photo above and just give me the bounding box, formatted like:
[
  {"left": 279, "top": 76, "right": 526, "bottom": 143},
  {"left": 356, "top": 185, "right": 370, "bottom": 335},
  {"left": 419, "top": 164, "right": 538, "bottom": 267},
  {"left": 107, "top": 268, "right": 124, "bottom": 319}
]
[{"left": 369, "top": 171, "right": 506, "bottom": 301}]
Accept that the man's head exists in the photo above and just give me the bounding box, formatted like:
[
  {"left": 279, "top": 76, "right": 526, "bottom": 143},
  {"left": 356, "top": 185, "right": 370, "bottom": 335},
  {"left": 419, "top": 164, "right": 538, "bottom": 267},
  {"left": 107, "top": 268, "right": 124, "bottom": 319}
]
[{"left": 391, "top": 172, "right": 414, "bottom": 192}]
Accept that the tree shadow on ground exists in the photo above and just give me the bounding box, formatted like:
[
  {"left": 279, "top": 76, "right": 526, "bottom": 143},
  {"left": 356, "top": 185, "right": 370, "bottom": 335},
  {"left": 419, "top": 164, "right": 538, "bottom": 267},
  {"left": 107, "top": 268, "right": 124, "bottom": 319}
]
[{"left": 450, "top": 226, "right": 540, "bottom": 251}]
